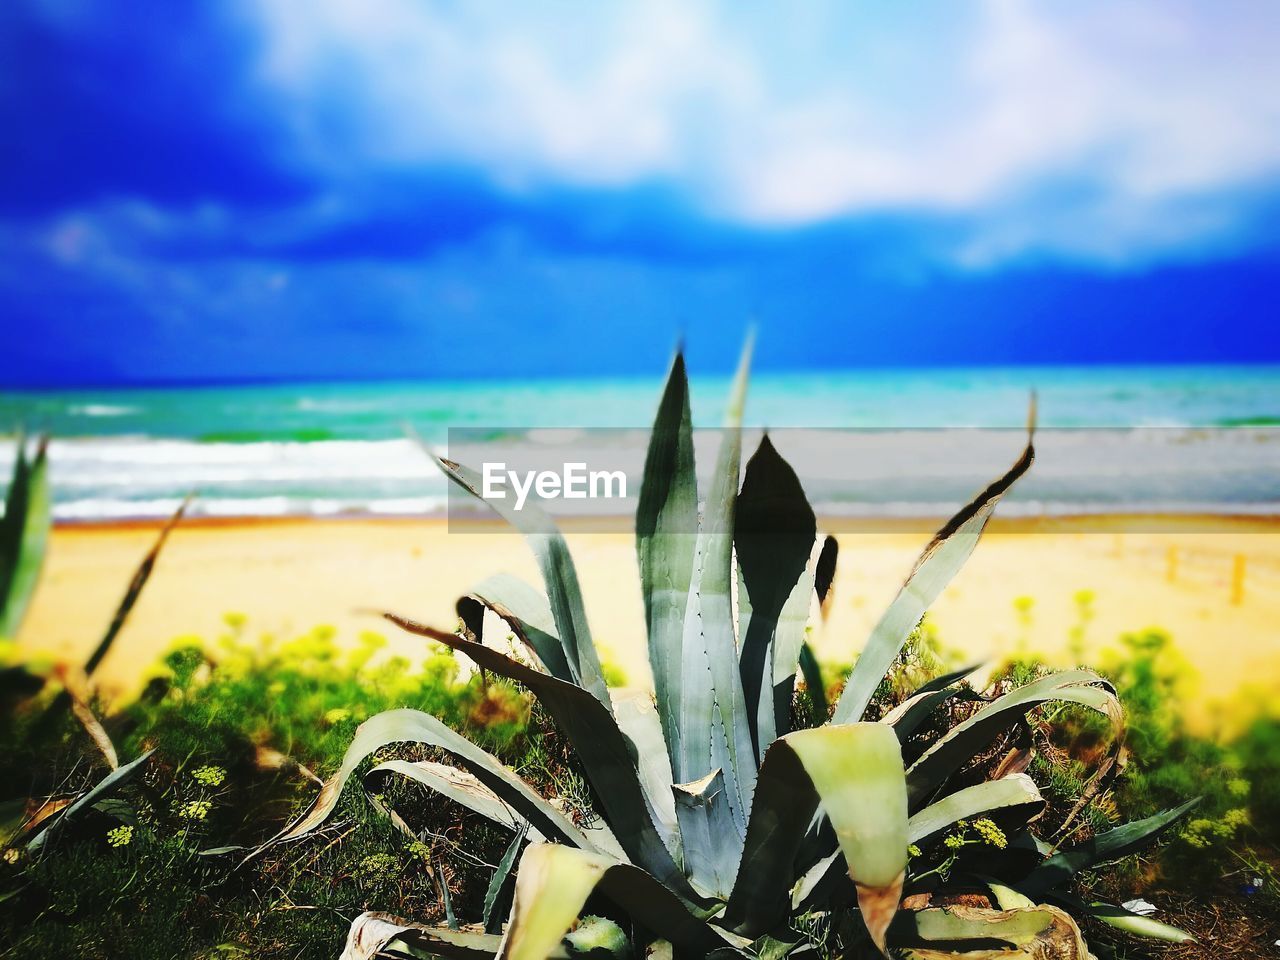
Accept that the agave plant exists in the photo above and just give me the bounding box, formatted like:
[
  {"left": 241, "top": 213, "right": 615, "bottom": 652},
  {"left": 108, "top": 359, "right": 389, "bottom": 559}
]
[{"left": 260, "top": 349, "right": 1198, "bottom": 959}]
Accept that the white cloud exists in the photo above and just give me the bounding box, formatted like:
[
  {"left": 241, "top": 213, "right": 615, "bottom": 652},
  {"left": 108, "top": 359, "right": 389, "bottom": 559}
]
[
  {"left": 251, "top": 1, "right": 756, "bottom": 187},
  {"left": 238, "top": 0, "right": 1280, "bottom": 261}
]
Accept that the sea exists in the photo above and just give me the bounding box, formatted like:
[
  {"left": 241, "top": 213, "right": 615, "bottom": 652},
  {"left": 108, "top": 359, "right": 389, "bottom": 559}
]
[{"left": 1, "top": 365, "right": 1278, "bottom": 523}]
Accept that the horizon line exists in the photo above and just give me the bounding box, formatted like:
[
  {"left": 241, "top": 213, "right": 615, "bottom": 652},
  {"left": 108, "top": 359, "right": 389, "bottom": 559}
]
[{"left": 6, "top": 358, "right": 1280, "bottom": 393}]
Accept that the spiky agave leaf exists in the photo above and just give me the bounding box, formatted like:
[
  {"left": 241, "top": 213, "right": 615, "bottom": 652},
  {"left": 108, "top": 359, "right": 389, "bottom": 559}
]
[
  {"left": 453, "top": 342, "right": 760, "bottom": 901},
  {"left": 385, "top": 614, "right": 695, "bottom": 898},
  {"left": 31, "top": 495, "right": 190, "bottom": 742},
  {"left": 497, "top": 843, "right": 739, "bottom": 960},
  {"left": 986, "top": 881, "right": 1037, "bottom": 910},
  {"left": 53, "top": 662, "right": 118, "bottom": 769},
  {"left": 254, "top": 708, "right": 596, "bottom": 860},
  {"left": 628, "top": 347, "right": 713, "bottom": 894},
  {"left": 563, "top": 916, "right": 631, "bottom": 958},
  {"left": 906, "top": 774, "right": 1045, "bottom": 847},
  {"left": 458, "top": 573, "right": 573, "bottom": 681},
  {"left": 1020, "top": 797, "right": 1200, "bottom": 896},
  {"left": 366, "top": 760, "right": 544, "bottom": 839},
  {"left": 434, "top": 455, "right": 610, "bottom": 708},
  {"left": 611, "top": 688, "right": 682, "bottom": 863},
  {"left": 26, "top": 749, "right": 154, "bottom": 852},
  {"left": 880, "top": 663, "right": 985, "bottom": 742},
  {"left": 1035, "top": 887, "right": 1195, "bottom": 943},
  {"left": 340, "top": 912, "right": 531, "bottom": 960},
  {"left": 791, "top": 725, "right": 907, "bottom": 955},
  {"left": 484, "top": 824, "right": 528, "bottom": 934},
  {"left": 672, "top": 768, "right": 740, "bottom": 899},
  {"left": 0, "top": 434, "right": 50, "bottom": 639},
  {"left": 735, "top": 435, "right": 816, "bottom": 758},
  {"left": 797, "top": 642, "right": 827, "bottom": 725},
  {"left": 724, "top": 724, "right": 907, "bottom": 954},
  {"left": 682, "top": 336, "right": 755, "bottom": 836},
  {"left": 897, "top": 904, "right": 1091, "bottom": 959},
  {"left": 455, "top": 587, "right": 681, "bottom": 862},
  {"left": 768, "top": 553, "right": 817, "bottom": 742},
  {"left": 1080, "top": 900, "right": 1195, "bottom": 944},
  {"left": 636, "top": 350, "right": 699, "bottom": 774},
  {"left": 623, "top": 338, "right": 757, "bottom": 902},
  {"left": 83, "top": 494, "right": 190, "bottom": 676},
  {"left": 906, "top": 670, "right": 1121, "bottom": 807},
  {"left": 834, "top": 411, "right": 1035, "bottom": 726},
  {"left": 793, "top": 775, "right": 1046, "bottom": 914},
  {"left": 813, "top": 534, "right": 838, "bottom": 617}
]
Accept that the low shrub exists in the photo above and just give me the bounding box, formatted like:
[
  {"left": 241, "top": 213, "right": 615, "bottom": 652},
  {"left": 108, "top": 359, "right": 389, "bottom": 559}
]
[{"left": 0, "top": 620, "right": 608, "bottom": 959}]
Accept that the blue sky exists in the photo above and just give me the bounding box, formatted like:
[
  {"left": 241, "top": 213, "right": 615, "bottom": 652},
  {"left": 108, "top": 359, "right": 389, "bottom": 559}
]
[{"left": 3, "top": 0, "right": 1280, "bottom": 385}]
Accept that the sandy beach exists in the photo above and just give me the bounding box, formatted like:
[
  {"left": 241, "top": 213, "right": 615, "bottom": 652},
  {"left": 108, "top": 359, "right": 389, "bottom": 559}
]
[{"left": 15, "top": 515, "right": 1280, "bottom": 732}]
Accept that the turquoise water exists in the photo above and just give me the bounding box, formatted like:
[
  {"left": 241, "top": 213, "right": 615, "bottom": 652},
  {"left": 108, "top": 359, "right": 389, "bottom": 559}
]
[
  {"left": 1, "top": 365, "right": 1278, "bottom": 520},
  {"left": 5, "top": 366, "right": 1280, "bottom": 440}
]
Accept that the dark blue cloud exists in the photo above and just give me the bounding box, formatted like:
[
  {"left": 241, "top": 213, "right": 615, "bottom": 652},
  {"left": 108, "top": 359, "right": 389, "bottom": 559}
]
[
  {"left": 0, "top": 1, "right": 308, "bottom": 215},
  {"left": 3, "top": 225, "right": 1277, "bottom": 387},
  {"left": 100, "top": 171, "right": 775, "bottom": 267}
]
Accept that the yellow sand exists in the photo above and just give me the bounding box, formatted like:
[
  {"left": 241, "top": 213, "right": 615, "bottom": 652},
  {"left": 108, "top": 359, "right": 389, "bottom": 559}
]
[{"left": 15, "top": 516, "right": 1280, "bottom": 732}]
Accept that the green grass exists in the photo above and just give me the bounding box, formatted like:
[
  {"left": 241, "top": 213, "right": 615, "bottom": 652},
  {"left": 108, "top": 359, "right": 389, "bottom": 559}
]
[
  {"left": 1, "top": 612, "right": 1276, "bottom": 958},
  {"left": 1017, "top": 628, "right": 1280, "bottom": 891},
  {"left": 0, "top": 619, "right": 597, "bottom": 959}
]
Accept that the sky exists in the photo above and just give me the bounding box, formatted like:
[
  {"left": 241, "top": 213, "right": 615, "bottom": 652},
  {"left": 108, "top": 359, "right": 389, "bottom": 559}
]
[{"left": 3, "top": 0, "right": 1280, "bottom": 386}]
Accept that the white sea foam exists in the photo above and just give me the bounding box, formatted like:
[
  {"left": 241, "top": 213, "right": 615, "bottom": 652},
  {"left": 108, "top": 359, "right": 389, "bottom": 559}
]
[
  {"left": 65, "top": 404, "right": 139, "bottom": 417},
  {"left": 53, "top": 495, "right": 451, "bottom": 521},
  {"left": 17, "top": 423, "right": 1280, "bottom": 523}
]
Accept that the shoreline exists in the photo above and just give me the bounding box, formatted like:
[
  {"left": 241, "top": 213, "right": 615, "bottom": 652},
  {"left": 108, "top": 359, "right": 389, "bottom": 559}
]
[{"left": 49, "top": 510, "right": 1280, "bottom": 534}]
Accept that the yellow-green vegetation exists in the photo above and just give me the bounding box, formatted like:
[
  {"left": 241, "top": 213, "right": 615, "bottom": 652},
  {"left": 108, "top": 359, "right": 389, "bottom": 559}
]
[
  {"left": 1009, "top": 627, "right": 1280, "bottom": 892},
  {"left": 0, "top": 615, "right": 1275, "bottom": 958},
  {"left": 131, "top": 618, "right": 532, "bottom": 768},
  {"left": 0, "top": 620, "right": 606, "bottom": 959}
]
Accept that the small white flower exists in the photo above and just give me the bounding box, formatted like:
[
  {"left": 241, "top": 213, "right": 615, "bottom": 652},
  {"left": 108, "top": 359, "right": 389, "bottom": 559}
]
[{"left": 1121, "top": 899, "right": 1157, "bottom": 916}]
